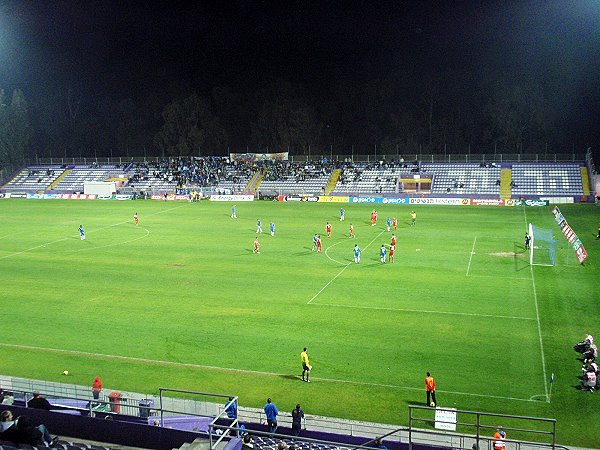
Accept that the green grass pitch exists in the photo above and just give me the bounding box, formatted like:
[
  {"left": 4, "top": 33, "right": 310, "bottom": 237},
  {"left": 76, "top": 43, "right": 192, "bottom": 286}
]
[{"left": 0, "top": 199, "right": 598, "bottom": 446}]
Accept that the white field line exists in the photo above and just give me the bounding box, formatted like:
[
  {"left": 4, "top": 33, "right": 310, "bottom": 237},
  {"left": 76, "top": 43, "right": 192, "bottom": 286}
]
[
  {"left": 310, "top": 302, "right": 536, "bottom": 321},
  {"left": 308, "top": 230, "right": 386, "bottom": 305},
  {"left": 467, "top": 274, "right": 531, "bottom": 281},
  {"left": 466, "top": 236, "right": 477, "bottom": 276},
  {"left": 0, "top": 204, "right": 184, "bottom": 260},
  {"left": 324, "top": 240, "right": 351, "bottom": 266},
  {"left": 523, "top": 207, "right": 549, "bottom": 402},
  {"left": 0, "top": 342, "right": 543, "bottom": 403}
]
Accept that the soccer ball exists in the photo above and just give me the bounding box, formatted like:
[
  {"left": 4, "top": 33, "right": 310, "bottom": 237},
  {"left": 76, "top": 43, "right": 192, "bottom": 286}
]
[
  {"left": 63, "top": 370, "right": 69, "bottom": 376},
  {"left": 430, "top": 401, "right": 435, "bottom": 407}
]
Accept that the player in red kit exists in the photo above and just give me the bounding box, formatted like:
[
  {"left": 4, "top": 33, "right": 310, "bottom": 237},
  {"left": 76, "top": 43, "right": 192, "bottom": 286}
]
[
  {"left": 391, "top": 234, "right": 397, "bottom": 246},
  {"left": 349, "top": 224, "right": 355, "bottom": 238},
  {"left": 388, "top": 244, "right": 395, "bottom": 263},
  {"left": 253, "top": 237, "right": 260, "bottom": 254},
  {"left": 392, "top": 217, "right": 397, "bottom": 230},
  {"left": 326, "top": 222, "right": 332, "bottom": 237},
  {"left": 371, "top": 210, "right": 376, "bottom": 226},
  {"left": 316, "top": 235, "right": 322, "bottom": 252},
  {"left": 134, "top": 212, "right": 139, "bottom": 225}
]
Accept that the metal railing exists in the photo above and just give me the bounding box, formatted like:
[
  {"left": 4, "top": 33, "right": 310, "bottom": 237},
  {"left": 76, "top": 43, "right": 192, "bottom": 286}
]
[
  {"left": 408, "top": 406, "right": 560, "bottom": 450},
  {"left": 32, "top": 152, "right": 584, "bottom": 166}
]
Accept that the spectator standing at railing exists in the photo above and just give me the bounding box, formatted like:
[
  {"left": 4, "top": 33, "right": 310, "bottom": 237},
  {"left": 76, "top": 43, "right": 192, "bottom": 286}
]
[
  {"left": 263, "top": 398, "right": 278, "bottom": 434},
  {"left": 225, "top": 396, "right": 237, "bottom": 419},
  {"left": 92, "top": 375, "right": 103, "bottom": 400},
  {"left": 291, "top": 403, "right": 304, "bottom": 436}
]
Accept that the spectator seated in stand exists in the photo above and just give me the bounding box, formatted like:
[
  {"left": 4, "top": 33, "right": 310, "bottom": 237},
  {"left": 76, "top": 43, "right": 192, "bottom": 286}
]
[
  {"left": 27, "top": 392, "right": 52, "bottom": 410},
  {"left": 1, "top": 414, "right": 54, "bottom": 447},
  {"left": 0, "top": 410, "right": 15, "bottom": 433}
]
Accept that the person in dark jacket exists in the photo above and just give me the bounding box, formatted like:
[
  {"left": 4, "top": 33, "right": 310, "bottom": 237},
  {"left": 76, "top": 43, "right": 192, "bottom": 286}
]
[
  {"left": 27, "top": 392, "right": 52, "bottom": 410},
  {"left": 291, "top": 404, "right": 304, "bottom": 436}
]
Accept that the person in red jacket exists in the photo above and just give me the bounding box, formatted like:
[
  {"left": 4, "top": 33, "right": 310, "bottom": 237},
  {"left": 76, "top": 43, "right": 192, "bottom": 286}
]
[
  {"left": 92, "top": 375, "right": 103, "bottom": 400},
  {"left": 425, "top": 372, "right": 437, "bottom": 407}
]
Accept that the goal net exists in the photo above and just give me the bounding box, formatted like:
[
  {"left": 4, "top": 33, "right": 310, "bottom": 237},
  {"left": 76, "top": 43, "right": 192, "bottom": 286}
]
[{"left": 529, "top": 223, "right": 557, "bottom": 266}]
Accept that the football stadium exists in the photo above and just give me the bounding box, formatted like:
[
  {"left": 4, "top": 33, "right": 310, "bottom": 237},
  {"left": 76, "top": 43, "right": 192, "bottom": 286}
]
[{"left": 0, "top": 153, "right": 598, "bottom": 450}]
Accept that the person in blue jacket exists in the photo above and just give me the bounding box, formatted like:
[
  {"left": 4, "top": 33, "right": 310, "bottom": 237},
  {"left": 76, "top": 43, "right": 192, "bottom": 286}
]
[{"left": 263, "top": 397, "right": 278, "bottom": 434}]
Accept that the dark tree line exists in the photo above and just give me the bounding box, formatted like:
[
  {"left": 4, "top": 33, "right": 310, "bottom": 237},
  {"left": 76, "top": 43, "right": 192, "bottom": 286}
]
[{"left": 0, "top": 70, "right": 581, "bottom": 166}]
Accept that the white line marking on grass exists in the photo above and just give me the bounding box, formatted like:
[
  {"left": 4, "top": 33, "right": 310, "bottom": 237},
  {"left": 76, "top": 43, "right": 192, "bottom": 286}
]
[
  {"left": 523, "top": 207, "right": 549, "bottom": 403},
  {"left": 311, "top": 302, "right": 536, "bottom": 320},
  {"left": 308, "top": 231, "right": 386, "bottom": 304},
  {"left": 307, "top": 264, "right": 351, "bottom": 304},
  {"left": 70, "top": 227, "right": 151, "bottom": 253},
  {"left": 0, "top": 342, "right": 543, "bottom": 403},
  {"left": 468, "top": 274, "right": 531, "bottom": 281},
  {"left": 466, "top": 236, "right": 477, "bottom": 276},
  {"left": 324, "top": 240, "right": 351, "bottom": 266},
  {"left": 0, "top": 205, "right": 184, "bottom": 260}
]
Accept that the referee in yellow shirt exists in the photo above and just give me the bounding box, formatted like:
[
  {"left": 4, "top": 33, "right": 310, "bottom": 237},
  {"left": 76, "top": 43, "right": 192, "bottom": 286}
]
[{"left": 301, "top": 347, "right": 312, "bottom": 383}]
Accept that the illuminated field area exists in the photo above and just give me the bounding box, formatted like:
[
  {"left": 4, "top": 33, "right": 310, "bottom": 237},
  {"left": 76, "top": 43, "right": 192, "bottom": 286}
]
[{"left": 0, "top": 199, "right": 598, "bottom": 446}]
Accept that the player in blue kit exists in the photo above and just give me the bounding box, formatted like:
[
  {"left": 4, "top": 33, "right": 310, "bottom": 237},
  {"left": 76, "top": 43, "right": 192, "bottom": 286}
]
[
  {"left": 386, "top": 217, "right": 391, "bottom": 232},
  {"left": 380, "top": 244, "right": 387, "bottom": 263},
  {"left": 270, "top": 222, "right": 275, "bottom": 236},
  {"left": 353, "top": 244, "right": 361, "bottom": 263},
  {"left": 79, "top": 225, "right": 86, "bottom": 240},
  {"left": 340, "top": 207, "right": 345, "bottom": 221},
  {"left": 231, "top": 204, "right": 237, "bottom": 219},
  {"left": 312, "top": 234, "right": 318, "bottom": 251},
  {"left": 256, "top": 219, "right": 262, "bottom": 233}
]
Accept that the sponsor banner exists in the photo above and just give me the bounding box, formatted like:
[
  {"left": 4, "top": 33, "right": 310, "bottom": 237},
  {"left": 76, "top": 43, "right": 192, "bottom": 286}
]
[
  {"left": 515, "top": 199, "right": 549, "bottom": 207},
  {"left": 0, "top": 193, "right": 7, "bottom": 199},
  {"left": 27, "top": 194, "right": 63, "bottom": 200},
  {"left": 470, "top": 198, "right": 506, "bottom": 206},
  {"left": 409, "top": 198, "right": 467, "bottom": 205},
  {"left": 229, "top": 151, "right": 288, "bottom": 162},
  {"left": 434, "top": 408, "right": 457, "bottom": 431},
  {"left": 115, "top": 194, "right": 133, "bottom": 200},
  {"left": 176, "top": 188, "right": 190, "bottom": 195},
  {"left": 349, "top": 196, "right": 381, "bottom": 204},
  {"left": 150, "top": 194, "right": 164, "bottom": 200},
  {"left": 318, "top": 196, "right": 350, "bottom": 203},
  {"left": 381, "top": 197, "right": 409, "bottom": 205},
  {"left": 59, "top": 193, "right": 97, "bottom": 200},
  {"left": 552, "top": 206, "right": 588, "bottom": 264},
  {"left": 10, "top": 193, "right": 27, "bottom": 198},
  {"left": 97, "top": 195, "right": 114, "bottom": 200},
  {"left": 210, "top": 194, "right": 254, "bottom": 202}
]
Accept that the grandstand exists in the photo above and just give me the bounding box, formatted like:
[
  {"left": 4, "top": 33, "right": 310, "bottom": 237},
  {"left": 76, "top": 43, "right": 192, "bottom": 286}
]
[
  {"left": 510, "top": 163, "right": 585, "bottom": 197},
  {"left": 0, "top": 157, "right": 592, "bottom": 199}
]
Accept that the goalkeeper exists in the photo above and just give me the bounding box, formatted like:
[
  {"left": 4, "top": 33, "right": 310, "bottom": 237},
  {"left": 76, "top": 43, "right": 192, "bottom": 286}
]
[{"left": 301, "top": 347, "right": 312, "bottom": 383}]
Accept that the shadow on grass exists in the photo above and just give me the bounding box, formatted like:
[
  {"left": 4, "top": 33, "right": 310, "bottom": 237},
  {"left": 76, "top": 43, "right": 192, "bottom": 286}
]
[
  {"left": 513, "top": 241, "right": 529, "bottom": 272},
  {"left": 278, "top": 374, "right": 302, "bottom": 382}
]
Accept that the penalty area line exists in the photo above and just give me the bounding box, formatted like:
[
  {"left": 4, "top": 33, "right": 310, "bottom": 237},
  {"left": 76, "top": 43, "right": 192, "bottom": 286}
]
[
  {"left": 0, "top": 342, "right": 542, "bottom": 403},
  {"left": 466, "top": 236, "right": 477, "bottom": 276},
  {"left": 310, "top": 302, "right": 536, "bottom": 321}
]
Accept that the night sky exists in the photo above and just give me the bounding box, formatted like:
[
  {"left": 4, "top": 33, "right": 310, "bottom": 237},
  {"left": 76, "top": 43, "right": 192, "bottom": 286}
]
[{"left": 1, "top": 0, "right": 599, "bottom": 150}]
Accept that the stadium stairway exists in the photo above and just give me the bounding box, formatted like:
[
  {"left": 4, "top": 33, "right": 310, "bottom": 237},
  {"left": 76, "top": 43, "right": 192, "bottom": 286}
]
[
  {"left": 49, "top": 169, "right": 71, "bottom": 190},
  {"left": 245, "top": 169, "right": 266, "bottom": 193},
  {"left": 324, "top": 169, "right": 341, "bottom": 195},
  {"left": 580, "top": 166, "right": 591, "bottom": 195},
  {"left": 499, "top": 168, "right": 512, "bottom": 198}
]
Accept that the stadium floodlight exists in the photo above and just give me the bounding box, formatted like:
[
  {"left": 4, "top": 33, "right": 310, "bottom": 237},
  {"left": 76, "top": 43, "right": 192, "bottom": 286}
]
[{"left": 529, "top": 223, "right": 557, "bottom": 266}]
